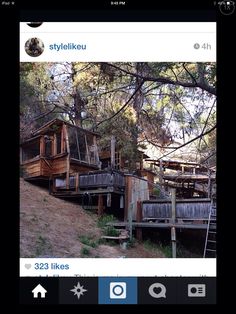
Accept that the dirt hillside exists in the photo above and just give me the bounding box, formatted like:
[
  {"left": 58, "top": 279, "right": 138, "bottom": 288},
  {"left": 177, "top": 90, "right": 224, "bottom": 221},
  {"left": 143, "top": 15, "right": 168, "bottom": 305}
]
[{"left": 20, "top": 178, "right": 165, "bottom": 258}]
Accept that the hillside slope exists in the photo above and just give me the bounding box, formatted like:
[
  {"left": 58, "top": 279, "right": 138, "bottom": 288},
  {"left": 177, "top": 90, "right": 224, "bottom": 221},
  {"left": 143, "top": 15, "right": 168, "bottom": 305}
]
[{"left": 20, "top": 178, "right": 165, "bottom": 258}]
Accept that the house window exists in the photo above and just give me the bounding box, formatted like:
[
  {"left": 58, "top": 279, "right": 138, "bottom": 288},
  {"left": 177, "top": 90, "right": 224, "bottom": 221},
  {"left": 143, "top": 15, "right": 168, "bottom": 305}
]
[
  {"left": 67, "top": 126, "right": 99, "bottom": 165},
  {"left": 45, "top": 138, "right": 52, "bottom": 157},
  {"left": 22, "top": 139, "right": 40, "bottom": 161},
  {"left": 68, "top": 127, "right": 87, "bottom": 161}
]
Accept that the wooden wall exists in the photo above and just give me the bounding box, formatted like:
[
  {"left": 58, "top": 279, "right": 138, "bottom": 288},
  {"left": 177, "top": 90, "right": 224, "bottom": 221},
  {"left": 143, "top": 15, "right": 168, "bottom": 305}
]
[
  {"left": 79, "top": 170, "right": 125, "bottom": 189},
  {"left": 70, "top": 162, "right": 97, "bottom": 174},
  {"left": 124, "top": 174, "right": 149, "bottom": 221},
  {"left": 137, "top": 169, "right": 155, "bottom": 195},
  {"left": 142, "top": 199, "right": 213, "bottom": 219},
  {"left": 22, "top": 158, "right": 41, "bottom": 178},
  {"left": 52, "top": 155, "right": 68, "bottom": 175},
  {"left": 40, "top": 159, "right": 52, "bottom": 176}
]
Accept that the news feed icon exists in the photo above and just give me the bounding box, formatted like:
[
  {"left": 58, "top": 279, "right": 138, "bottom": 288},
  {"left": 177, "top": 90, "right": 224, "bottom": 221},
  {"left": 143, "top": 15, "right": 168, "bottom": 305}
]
[
  {"left": 188, "top": 284, "right": 206, "bottom": 297},
  {"left": 110, "top": 282, "right": 126, "bottom": 299}
]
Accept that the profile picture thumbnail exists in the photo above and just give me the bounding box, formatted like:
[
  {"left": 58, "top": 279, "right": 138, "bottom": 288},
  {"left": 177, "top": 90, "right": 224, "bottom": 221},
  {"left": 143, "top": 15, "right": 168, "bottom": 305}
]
[
  {"left": 25, "top": 37, "right": 44, "bottom": 57},
  {"left": 27, "top": 22, "right": 43, "bottom": 28}
]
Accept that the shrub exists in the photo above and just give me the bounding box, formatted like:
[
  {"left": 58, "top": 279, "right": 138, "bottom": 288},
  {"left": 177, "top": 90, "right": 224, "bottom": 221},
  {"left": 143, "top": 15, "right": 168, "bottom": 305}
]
[
  {"left": 79, "top": 235, "right": 98, "bottom": 248},
  {"left": 80, "top": 247, "right": 90, "bottom": 256},
  {"left": 103, "top": 226, "right": 119, "bottom": 237},
  {"left": 97, "top": 214, "right": 116, "bottom": 229}
]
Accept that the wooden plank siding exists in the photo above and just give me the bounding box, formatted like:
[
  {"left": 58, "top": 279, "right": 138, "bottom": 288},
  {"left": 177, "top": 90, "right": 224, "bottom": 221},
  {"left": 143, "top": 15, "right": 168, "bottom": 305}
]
[
  {"left": 64, "top": 124, "right": 70, "bottom": 189},
  {"left": 21, "top": 119, "right": 100, "bottom": 182},
  {"left": 22, "top": 158, "right": 41, "bottom": 178},
  {"left": 138, "top": 169, "right": 156, "bottom": 195},
  {"left": 70, "top": 162, "right": 97, "bottom": 174},
  {"left": 142, "top": 199, "right": 213, "bottom": 220},
  {"left": 124, "top": 175, "right": 150, "bottom": 221},
  {"left": 51, "top": 155, "right": 68, "bottom": 175},
  {"left": 40, "top": 158, "right": 52, "bottom": 176}
]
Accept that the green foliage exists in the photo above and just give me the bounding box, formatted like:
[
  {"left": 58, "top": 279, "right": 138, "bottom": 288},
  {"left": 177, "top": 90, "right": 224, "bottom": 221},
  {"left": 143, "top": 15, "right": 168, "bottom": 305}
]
[
  {"left": 126, "top": 238, "right": 136, "bottom": 248},
  {"left": 153, "top": 187, "right": 160, "bottom": 197},
  {"left": 143, "top": 239, "right": 172, "bottom": 257},
  {"left": 158, "top": 243, "right": 172, "bottom": 258},
  {"left": 97, "top": 214, "right": 116, "bottom": 229},
  {"left": 80, "top": 247, "right": 90, "bottom": 256},
  {"left": 103, "top": 226, "right": 119, "bottom": 237},
  {"left": 35, "top": 235, "right": 52, "bottom": 256},
  {"left": 143, "top": 239, "right": 202, "bottom": 258},
  {"left": 20, "top": 61, "right": 216, "bottom": 167},
  {"left": 79, "top": 235, "right": 98, "bottom": 248},
  {"left": 143, "top": 239, "right": 157, "bottom": 251}
]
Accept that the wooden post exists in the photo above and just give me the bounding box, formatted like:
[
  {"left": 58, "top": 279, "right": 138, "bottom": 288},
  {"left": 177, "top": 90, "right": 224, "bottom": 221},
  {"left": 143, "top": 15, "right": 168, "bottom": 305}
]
[
  {"left": 107, "top": 193, "right": 111, "bottom": 207},
  {"left": 171, "top": 227, "right": 176, "bottom": 258},
  {"left": 128, "top": 203, "right": 133, "bottom": 241},
  {"left": 40, "top": 136, "right": 45, "bottom": 156},
  {"left": 171, "top": 188, "right": 176, "bottom": 258},
  {"left": 84, "top": 134, "right": 91, "bottom": 164},
  {"left": 120, "top": 195, "right": 124, "bottom": 208},
  {"left": 98, "top": 194, "right": 104, "bottom": 217},
  {"left": 136, "top": 200, "right": 143, "bottom": 241},
  {"left": 52, "top": 133, "right": 57, "bottom": 156},
  {"left": 75, "top": 129, "right": 81, "bottom": 160},
  {"left": 64, "top": 125, "right": 70, "bottom": 189},
  {"left": 159, "top": 159, "right": 163, "bottom": 185},
  {"left": 207, "top": 170, "right": 211, "bottom": 198},
  {"left": 140, "top": 153, "right": 144, "bottom": 171},
  {"left": 124, "top": 176, "right": 130, "bottom": 221},
  {"left": 111, "top": 136, "right": 116, "bottom": 169},
  {"left": 171, "top": 188, "right": 176, "bottom": 222},
  {"left": 119, "top": 150, "right": 122, "bottom": 170},
  {"left": 75, "top": 172, "right": 79, "bottom": 192},
  {"left": 61, "top": 124, "right": 66, "bottom": 153}
]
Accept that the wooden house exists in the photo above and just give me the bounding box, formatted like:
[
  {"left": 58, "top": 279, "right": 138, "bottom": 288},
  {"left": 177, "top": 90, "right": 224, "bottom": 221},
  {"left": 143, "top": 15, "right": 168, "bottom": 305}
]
[
  {"left": 20, "top": 119, "right": 153, "bottom": 219},
  {"left": 146, "top": 158, "right": 216, "bottom": 198},
  {"left": 20, "top": 118, "right": 100, "bottom": 191}
]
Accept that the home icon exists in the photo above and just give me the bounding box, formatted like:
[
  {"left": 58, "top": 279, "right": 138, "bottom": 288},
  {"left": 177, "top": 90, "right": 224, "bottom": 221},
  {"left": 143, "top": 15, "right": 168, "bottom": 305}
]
[{"left": 32, "top": 284, "right": 47, "bottom": 298}]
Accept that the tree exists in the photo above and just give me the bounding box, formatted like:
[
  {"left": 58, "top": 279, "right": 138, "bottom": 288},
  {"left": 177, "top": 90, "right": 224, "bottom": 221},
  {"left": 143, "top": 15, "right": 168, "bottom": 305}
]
[{"left": 20, "top": 62, "right": 216, "bottom": 168}]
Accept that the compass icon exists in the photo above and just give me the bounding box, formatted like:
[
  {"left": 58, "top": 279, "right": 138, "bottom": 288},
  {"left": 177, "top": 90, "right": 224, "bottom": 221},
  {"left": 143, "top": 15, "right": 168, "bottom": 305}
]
[{"left": 70, "top": 282, "right": 88, "bottom": 300}]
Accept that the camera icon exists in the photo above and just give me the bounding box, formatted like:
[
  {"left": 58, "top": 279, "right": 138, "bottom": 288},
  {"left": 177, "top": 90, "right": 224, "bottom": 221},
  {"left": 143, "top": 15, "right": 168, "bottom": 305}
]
[{"left": 110, "top": 282, "right": 127, "bottom": 299}]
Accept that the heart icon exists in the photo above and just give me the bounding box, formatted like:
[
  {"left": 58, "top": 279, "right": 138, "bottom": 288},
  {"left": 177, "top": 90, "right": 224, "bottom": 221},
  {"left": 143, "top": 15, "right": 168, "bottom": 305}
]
[{"left": 25, "top": 264, "right": 31, "bottom": 269}]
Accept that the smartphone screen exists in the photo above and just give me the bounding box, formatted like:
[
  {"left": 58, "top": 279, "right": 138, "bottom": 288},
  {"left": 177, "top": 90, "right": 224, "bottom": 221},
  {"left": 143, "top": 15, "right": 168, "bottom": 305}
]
[{"left": 17, "top": 0, "right": 220, "bottom": 305}]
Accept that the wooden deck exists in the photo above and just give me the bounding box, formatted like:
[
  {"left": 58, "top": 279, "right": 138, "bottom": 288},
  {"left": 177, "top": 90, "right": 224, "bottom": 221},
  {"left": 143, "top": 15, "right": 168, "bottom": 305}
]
[
  {"left": 108, "top": 221, "right": 215, "bottom": 230},
  {"left": 52, "top": 185, "right": 125, "bottom": 197}
]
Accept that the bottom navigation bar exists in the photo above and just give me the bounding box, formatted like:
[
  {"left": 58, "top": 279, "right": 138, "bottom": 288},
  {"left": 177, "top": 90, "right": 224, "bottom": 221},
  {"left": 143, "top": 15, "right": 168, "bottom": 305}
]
[{"left": 20, "top": 277, "right": 216, "bottom": 304}]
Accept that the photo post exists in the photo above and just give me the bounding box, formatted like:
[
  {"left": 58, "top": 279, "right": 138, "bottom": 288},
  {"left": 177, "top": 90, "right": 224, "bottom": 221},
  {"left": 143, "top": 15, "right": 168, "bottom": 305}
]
[{"left": 19, "top": 17, "right": 217, "bottom": 305}]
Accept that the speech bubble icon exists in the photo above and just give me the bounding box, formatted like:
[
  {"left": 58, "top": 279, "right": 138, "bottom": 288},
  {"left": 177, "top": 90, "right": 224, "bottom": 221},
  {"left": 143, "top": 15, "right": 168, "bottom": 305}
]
[{"left": 148, "top": 283, "right": 166, "bottom": 298}]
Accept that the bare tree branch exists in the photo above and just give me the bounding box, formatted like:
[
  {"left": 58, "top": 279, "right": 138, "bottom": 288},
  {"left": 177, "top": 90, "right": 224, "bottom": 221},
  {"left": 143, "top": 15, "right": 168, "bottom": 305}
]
[
  {"left": 182, "top": 62, "right": 198, "bottom": 85},
  {"left": 20, "top": 107, "right": 57, "bottom": 131},
  {"left": 197, "top": 98, "right": 216, "bottom": 150},
  {"left": 105, "top": 62, "right": 216, "bottom": 95},
  {"left": 95, "top": 80, "right": 144, "bottom": 128},
  {"left": 156, "top": 124, "right": 217, "bottom": 160}
]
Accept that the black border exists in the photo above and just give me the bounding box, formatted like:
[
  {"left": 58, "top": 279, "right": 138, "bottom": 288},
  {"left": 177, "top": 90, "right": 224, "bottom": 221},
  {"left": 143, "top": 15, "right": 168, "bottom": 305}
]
[{"left": 1, "top": 0, "right": 234, "bottom": 308}]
